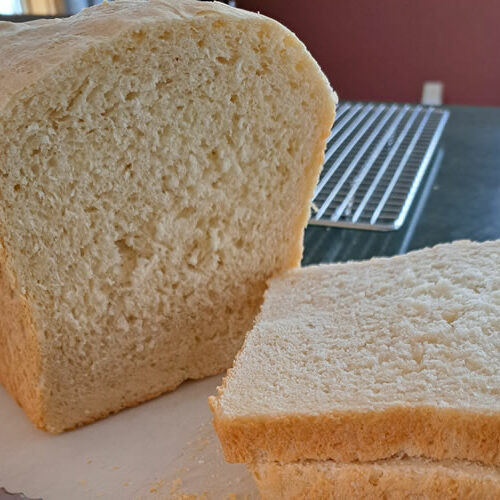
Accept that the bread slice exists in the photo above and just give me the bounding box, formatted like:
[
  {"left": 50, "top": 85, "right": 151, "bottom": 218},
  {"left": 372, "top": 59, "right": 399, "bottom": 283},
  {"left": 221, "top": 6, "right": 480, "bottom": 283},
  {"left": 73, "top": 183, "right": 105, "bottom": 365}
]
[
  {"left": 251, "top": 458, "right": 500, "bottom": 500},
  {"left": 210, "top": 240, "right": 500, "bottom": 465},
  {"left": 0, "top": 0, "right": 335, "bottom": 432}
]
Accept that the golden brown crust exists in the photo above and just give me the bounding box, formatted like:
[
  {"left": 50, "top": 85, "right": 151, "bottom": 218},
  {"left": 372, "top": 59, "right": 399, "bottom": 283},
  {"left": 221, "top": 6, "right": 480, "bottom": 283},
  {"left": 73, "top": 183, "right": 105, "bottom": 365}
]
[
  {"left": 0, "top": 238, "right": 44, "bottom": 428},
  {"left": 210, "top": 405, "right": 500, "bottom": 466},
  {"left": 250, "top": 459, "right": 500, "bottom": 500}
]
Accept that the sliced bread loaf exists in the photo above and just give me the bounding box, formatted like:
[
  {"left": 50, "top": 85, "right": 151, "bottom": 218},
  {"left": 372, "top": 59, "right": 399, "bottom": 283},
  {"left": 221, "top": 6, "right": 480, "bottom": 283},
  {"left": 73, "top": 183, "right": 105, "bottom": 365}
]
[
  {"left": 251, "top": 458, "right": 500, "bottom": 500},
  {"left": 210, "top": 240, "right": 500, "bottom": 464},
  {"left": 0, "top": 0, "right": 335, "bottom": 432}
]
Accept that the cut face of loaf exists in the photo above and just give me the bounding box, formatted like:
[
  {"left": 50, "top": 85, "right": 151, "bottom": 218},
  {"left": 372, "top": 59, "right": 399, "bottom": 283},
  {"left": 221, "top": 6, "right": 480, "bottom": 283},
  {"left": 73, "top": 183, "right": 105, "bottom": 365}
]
[
  {"left": 210, "top": 240, "right": 500, "bottom": 465},
  {"left": 0, "top": 0, "right": 336, "bottom": 432},
  {"left": 251, "top": 458, "right": 500, "bottom": 500}
]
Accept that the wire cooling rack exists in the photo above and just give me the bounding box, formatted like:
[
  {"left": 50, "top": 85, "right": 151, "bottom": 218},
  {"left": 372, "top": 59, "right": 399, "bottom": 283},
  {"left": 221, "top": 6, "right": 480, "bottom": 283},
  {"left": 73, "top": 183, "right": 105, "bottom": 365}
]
[{"left": 309, "top": 102, "right": 449, "bottom": 231}]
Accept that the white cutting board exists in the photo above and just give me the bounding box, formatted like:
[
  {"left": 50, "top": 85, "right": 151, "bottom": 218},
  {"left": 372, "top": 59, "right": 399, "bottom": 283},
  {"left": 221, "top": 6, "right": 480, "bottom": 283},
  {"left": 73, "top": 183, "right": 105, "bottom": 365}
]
[{"left": 0, "top": 375, "right": 258, "bottom": 500}]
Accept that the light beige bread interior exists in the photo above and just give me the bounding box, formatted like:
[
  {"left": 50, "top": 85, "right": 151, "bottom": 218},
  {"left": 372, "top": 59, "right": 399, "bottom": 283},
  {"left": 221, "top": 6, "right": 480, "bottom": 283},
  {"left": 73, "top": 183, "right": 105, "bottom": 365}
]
[
  {"left": 0, "top": 0, "right": 336, "bottom": 432},
  {"left": 210, "top": 240, "right": 500, "bottom": 464},
  {"left": 251, "top": 458, "right": 500, "bottom": 500}
]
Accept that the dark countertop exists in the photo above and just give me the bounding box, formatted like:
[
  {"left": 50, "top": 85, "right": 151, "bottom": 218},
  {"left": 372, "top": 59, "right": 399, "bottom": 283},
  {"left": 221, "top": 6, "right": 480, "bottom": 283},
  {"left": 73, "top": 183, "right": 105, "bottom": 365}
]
[{"left": 303, "top": 105, "right": 500, "bottom": 265}]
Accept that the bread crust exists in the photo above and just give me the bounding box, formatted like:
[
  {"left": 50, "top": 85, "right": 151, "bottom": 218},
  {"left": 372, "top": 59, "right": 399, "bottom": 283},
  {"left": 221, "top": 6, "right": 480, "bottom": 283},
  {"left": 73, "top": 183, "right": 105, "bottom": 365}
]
[
  {"left": 210, "top": 404, "right": 500, "bottom": 466},
  {"left": 250, "top": 459, "right": 500, "bottom": 500},
  {"left": 0, "top": 238, "right": 44, "bottom": 427}
]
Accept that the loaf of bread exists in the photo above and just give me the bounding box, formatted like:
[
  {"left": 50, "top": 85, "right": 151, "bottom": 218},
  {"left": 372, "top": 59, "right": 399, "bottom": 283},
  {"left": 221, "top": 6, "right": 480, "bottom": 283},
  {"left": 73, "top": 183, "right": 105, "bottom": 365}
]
[
  {"left": 210, "top": 240, "right": 500, "bottom": 465},
  {"left": 0, "top": 0, "right": 336, "bottom": 432},
  {"left": 251, "top": 458, "right": 500, "bottom": 500}
]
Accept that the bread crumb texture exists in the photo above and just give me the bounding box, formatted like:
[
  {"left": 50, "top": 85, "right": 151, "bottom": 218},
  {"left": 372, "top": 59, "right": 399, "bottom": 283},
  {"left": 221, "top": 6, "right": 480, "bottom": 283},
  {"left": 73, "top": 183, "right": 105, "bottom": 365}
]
[
  {"left": 0, "top": 0, "right": 335, "bottom": 431},
  {"left": 211, "top": 240, "right": 500, "bottom": 464}
]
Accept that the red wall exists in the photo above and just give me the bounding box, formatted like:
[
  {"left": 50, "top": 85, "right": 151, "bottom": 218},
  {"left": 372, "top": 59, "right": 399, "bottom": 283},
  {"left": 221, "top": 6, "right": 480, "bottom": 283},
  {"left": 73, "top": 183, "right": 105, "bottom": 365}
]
[{"left": 239, "top": 0, "right": 500, "bottom": 106}]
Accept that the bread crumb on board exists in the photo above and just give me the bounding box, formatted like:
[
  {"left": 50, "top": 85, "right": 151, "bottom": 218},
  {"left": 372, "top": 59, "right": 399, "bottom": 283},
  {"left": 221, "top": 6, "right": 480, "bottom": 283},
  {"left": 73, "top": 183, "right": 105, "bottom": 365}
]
[{"left": 170, "top": 477, "right": 182, "bottom": 495}]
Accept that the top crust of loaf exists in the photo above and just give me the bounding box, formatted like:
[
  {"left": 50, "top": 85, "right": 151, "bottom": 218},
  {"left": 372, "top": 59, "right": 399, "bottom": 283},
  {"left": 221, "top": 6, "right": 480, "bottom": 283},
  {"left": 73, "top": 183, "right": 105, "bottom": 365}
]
[
  {"left": 1, "top": 0, "right": 319, "bottom": 113},
  {"left": 210, "top": 240, "right": 500, "bottom": 465}
]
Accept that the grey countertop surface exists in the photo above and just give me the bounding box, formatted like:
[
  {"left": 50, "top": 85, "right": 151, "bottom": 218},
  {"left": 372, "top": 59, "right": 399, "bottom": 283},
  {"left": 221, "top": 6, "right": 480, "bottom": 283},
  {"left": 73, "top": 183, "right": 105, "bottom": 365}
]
[{"left": 303, "top": 104, "right": 500, "bottom": 264}]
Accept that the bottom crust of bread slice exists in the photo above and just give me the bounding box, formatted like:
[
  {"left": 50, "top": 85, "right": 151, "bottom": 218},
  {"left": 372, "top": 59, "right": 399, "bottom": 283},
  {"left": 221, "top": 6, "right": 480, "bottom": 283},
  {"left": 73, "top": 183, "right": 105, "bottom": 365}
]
[
  {"left": 209, "top": 240, "right": 500, "bottom": 465},
  {"left": 250, "top": 458, "right": 500, "bottom": 500}
]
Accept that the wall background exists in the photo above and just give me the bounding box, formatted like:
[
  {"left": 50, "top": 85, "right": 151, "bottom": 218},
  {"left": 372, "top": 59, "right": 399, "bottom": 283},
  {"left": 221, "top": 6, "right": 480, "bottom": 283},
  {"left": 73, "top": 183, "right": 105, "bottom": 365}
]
[{"left": 239, "top": 0, "right": 500, "bottom": 106}]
